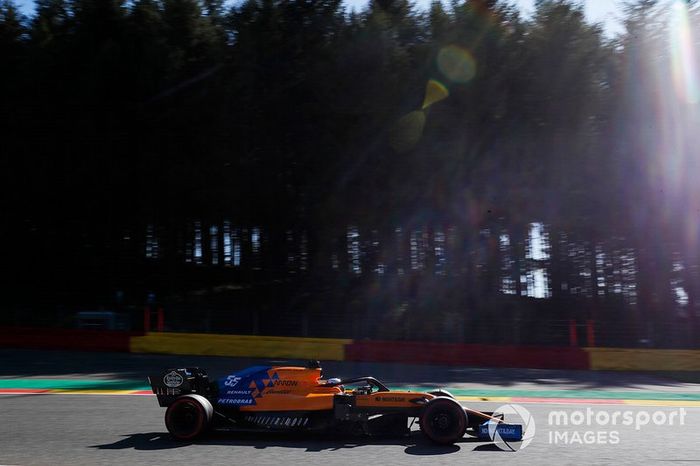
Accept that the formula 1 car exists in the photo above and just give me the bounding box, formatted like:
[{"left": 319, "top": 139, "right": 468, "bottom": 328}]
[{"left": 148, "top": 361, "right": 523, "bottom": 445}]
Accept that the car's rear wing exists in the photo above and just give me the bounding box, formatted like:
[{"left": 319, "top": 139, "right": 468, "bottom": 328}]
[{"left": 148, "top": 367, "right": 212, "bottom": 407}]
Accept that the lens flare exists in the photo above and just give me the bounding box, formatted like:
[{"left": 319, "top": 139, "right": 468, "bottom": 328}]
[
  {"left": 437, "top": 45, "right": 476, "bottom": 84},
  {"left": 669, "top": 0, "right": 699, "bottom": 104},
  {"left": 390, "top": 110, "right": 426, "bottom": 153},
  {"left": 422, "top": 79, "right": 449, "bottom": 109}
]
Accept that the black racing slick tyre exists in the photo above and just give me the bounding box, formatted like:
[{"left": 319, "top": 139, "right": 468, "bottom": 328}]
[
  {"left": 165, "top": 394, "right": 214, "bottom": 441},
  {"left": 428, "top": 389, "right": 455, "bottom": 399},
  {"left": 419, "top": 397, "right": 467, "bottom": 445}
]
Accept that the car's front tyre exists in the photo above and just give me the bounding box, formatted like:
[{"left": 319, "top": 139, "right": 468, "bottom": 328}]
[
  {"left": 419, "top": 397, "right": 467, "bottom": 444},
  {"left": 427, "top": 389, "right": 455, "bottom": 399}
]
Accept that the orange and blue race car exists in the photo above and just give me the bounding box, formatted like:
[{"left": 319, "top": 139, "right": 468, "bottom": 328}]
[{"left": 148, "top": 361, "right": 523, "bottom": 445}]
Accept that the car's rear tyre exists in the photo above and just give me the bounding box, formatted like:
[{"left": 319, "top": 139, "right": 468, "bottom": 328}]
[
  {"left": 165, "top": 394, "right": 213, "bottom": 441},
  {"left": 419, "top": 397, "right": 467, "bottom": 444}
]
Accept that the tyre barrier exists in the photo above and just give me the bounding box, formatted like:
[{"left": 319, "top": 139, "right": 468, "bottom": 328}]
[
  {"left": 2, "top": 327, "right": 700, "bottom": 371},
  {"left": 0, "top": 327, "right": 133, "bottom": 352},
  {"left": 130, "top": 332, "right": 351, "bottom": 361},
  {"left": 344, "top": 340, "right": 591, "bottom": 370},
  {"left": 585, "top": 347, "right": 700, "bottom": 371}
]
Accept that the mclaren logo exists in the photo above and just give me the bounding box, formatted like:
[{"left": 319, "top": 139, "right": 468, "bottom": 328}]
[{"left": 163, "top": 371, "right": 184, "bottom": 388}]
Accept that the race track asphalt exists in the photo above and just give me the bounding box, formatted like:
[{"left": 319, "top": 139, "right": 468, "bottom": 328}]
[
  {"left": 0, "top": 394, "right": 698, "bottom": 466},
  {"left": 1, "top": 349, "right": 699, "bottom": 465}
]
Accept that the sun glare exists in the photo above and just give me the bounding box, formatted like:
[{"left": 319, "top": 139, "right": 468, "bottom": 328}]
[{"left": 670, "top": 0, "right": 699, "bottom": 104}]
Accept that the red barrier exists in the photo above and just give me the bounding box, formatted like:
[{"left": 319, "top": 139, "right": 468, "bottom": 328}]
[
  {"left": 569, "top": 319, "right": 578, "bottom": 347},
  {"left": 144, "top": 306, "right": 151, "bottom": 333},
  {"left": 156, "top": 307, "right": 164, "bottom": 332},
  {"left": 586, "top": 320, "right": 596, "bottom": 347},
  {"left": 345, "top": 340, "right": 590, "bottom": 370},
  {"left": 0, "top": 327, "right": 136, "bottom": 353}
]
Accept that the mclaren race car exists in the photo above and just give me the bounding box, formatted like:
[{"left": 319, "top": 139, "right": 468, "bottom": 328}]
[{"left": 148, "top": 361, "right": 523, "bottom": 444}]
